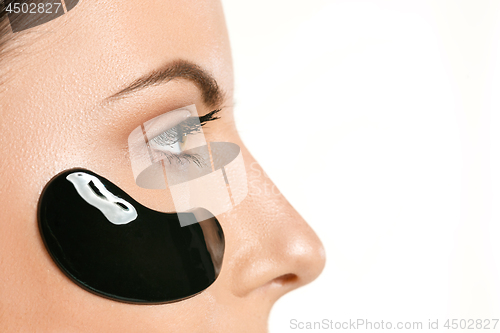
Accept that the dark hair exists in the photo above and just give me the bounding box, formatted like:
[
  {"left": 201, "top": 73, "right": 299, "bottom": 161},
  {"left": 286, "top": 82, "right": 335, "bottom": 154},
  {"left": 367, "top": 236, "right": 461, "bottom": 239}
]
[
  {"left": 0, "top": 1, "right": 12, "bottom": 54},
  {"left": 0, "top": 2, "right": 40, "bottom": 85},
  {"left": 0, "top": 1, "right": 70, "bottom": 69},
  {"left": 0, "top": 2, "right": 19, "bottom": 82}
]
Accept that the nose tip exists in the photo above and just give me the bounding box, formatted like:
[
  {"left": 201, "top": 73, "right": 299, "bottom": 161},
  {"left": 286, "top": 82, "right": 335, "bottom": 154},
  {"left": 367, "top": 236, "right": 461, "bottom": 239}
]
[
  {"left": 282, "top": 230, "right": 326, "bottom": 287},
  {"left": 227, "top": 197, "right": 326, "bottom": 299}
]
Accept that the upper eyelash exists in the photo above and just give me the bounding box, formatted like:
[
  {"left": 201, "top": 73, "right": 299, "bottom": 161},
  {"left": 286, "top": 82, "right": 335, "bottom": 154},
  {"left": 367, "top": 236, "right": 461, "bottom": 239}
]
[{"left": 151, "top": 109, "right": 221, "bottom": 147}]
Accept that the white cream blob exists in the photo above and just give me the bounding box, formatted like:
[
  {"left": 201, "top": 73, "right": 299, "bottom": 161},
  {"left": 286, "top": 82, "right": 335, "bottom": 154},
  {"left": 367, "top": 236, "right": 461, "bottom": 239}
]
[{"left": 66, "top": 172, "right": 138, "bottom": 225}]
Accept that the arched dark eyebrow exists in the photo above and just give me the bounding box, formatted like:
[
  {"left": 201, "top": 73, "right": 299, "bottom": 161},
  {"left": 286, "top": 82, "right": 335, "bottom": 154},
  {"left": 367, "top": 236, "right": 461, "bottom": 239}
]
[{"left": 104, "top": 59, "right": 225, "bottom": 109}]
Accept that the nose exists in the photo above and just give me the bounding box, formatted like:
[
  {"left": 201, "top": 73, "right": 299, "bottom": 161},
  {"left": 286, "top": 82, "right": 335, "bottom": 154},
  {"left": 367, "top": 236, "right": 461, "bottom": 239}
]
[{"left": 222, "top": 158, "right": 326, "bottom": 300}]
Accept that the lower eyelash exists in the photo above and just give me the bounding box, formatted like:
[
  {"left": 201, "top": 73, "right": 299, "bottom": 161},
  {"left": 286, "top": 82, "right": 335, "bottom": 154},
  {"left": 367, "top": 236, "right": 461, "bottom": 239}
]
[{"left": 160, "top": 151, "right": 207, "bottom": 168}]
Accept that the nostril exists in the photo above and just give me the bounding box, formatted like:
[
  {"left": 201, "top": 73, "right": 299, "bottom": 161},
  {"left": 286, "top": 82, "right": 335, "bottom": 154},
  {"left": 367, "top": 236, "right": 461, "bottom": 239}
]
[{"left": 271, "top": 273, "right": 298, "bottom": 287}]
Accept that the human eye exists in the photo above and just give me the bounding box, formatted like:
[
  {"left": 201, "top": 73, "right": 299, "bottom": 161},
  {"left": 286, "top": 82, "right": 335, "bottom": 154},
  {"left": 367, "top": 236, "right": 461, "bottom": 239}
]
[
  {"left": 148, "top": 109, "right": 221, "bottom": 167},
  {"left": 149, "top": 122, "right": 190, "bottom": 154}
]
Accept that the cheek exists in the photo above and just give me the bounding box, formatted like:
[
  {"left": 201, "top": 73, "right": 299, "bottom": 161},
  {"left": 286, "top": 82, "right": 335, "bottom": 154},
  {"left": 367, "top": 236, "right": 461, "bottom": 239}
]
[
  {"left": 0, "top": 105, "right": 247, "bottom": 329},
  {"left": 0, "top": 170, "right": 226, "bottom": 332},
  {"left": 0, "top": 110, "right": 89, "bottom": 319}
]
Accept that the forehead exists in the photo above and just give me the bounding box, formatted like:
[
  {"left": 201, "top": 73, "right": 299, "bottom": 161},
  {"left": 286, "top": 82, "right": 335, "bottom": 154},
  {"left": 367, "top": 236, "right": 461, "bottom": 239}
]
[{"left": 2, "top": 0, "right": 232, "bottom": 117}]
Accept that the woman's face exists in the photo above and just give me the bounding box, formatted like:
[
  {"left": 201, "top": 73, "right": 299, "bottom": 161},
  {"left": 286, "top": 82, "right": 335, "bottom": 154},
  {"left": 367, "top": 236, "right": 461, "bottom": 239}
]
[{"left": 0, "top": 0, "right": 325, "bottom": 332}]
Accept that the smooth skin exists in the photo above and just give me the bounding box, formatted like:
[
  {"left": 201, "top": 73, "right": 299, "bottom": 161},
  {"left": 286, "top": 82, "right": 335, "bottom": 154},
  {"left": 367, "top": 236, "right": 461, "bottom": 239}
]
[{"left": 0, "top": 1, "right": 325, "bottom": 332}]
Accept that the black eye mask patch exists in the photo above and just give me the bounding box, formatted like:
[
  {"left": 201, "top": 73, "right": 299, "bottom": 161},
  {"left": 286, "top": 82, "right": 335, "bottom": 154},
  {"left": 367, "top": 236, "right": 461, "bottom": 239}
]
[{"left": 38, "top": 168, "right": 224, "bottom": 304}]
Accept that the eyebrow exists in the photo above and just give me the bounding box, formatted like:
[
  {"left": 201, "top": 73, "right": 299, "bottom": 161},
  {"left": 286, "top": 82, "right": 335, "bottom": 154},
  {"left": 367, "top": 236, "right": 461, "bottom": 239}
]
[{"left": 104, "top": 59, "right": 225, "bottom": 109}]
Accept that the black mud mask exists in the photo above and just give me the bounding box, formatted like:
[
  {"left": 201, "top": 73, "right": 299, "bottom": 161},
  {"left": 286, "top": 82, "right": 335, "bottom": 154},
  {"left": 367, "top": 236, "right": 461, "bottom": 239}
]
[{"left": 38, "top": 168, "right": 224, "bottom": 304}]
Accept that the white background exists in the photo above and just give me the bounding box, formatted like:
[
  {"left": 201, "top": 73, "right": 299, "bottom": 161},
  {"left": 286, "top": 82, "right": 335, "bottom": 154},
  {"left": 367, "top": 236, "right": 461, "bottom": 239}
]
[{"left": 221, "top": 1, "right": 500, "bottom": 332}]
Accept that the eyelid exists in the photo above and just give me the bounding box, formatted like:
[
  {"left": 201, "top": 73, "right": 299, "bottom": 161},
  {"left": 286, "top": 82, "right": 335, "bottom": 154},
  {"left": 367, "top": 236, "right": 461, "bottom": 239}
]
[{"left": 143, "top": 109, "right": 192, "bottom": 142}]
